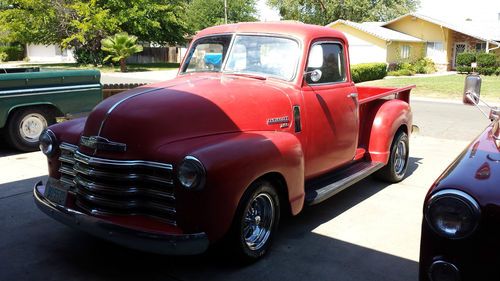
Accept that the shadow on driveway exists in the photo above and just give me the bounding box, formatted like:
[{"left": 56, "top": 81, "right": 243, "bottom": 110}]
[{"left": 0, "top": 172, "right": 418, "bottom": 281}]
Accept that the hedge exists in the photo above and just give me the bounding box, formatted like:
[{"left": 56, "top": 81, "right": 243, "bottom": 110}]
[
  {"left": 456, "top": 65, "right": 472, "bottom": 74},
  {"left": 351, "top": 63, "right": 387, "bottom": 83},
  {"left": 477, "top": 66, "right": 496, "bottom": 76},
  {"left": 387, "top": 69, "right": 414, "bottom": 76},
  {"left": 456, "top": 52, "right": 475, "bottom": 67},
  {"left": 0, "top": 45, "right": 24, "bottom": 61},
  {"left": 476, "top": 53, "right": 496, "bottom": 67},
  {"left": 456, "top": 52, "right": 499, "bottom": 75}
]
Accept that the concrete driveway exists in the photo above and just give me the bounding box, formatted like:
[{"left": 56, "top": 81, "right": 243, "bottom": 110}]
[{"left": 0, "top": 100, "right": 489, "bottom": 281}]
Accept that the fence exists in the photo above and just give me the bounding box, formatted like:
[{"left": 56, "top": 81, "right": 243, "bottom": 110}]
[{"left": 126, "top": 47, "right": 180, "bottom": 64}]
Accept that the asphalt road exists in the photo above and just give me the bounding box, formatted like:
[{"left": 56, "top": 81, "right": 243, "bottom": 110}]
[
  {"left": 0, "top": 99, "right": 492, "bottom": 281},
  {"left": 411, "top": 99, "right": 491, "bottom": 141}
]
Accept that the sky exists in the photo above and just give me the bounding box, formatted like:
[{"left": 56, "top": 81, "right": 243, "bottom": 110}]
[{"left": 257, "top": 0, "right": 500, "bottom": 22}]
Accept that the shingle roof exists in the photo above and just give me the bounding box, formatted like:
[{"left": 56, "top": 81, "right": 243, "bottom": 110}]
[
  {"left": 383, "top": 13, "right": 500, "bottom": 44},
  {"left": 327, "top": 20, "right": 423, "bottom": 42}
]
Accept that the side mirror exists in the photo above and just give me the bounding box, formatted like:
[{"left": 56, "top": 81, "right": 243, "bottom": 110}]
[
  {"left": 306, "top": 69, "right": 322, "bottom": 83},
  {"left": 310, "top": 69, "right": 323, "bottom": 83},
  {"left": 463, "top": 74, "right": 481, "bottom": 105}
]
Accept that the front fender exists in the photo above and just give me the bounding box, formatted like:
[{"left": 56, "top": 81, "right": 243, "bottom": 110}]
[
  {"left": 368, "top": 99, "right": 412, "bottom": 163},
  {"left": 160, "top": 131, "right": 304, "bottom": 241}
]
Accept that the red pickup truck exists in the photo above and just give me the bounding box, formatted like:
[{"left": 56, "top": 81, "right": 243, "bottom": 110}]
[{"left": 34, "top": 22, "right": 414, "bottom": 261}]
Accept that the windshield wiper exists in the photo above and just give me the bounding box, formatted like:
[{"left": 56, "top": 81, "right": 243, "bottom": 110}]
[{"left": 223, "top": 72, "right": 267, "bottom": 80}]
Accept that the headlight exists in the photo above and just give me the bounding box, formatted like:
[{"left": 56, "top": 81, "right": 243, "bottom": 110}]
[
  {"left": 39, "top": 129, "right": 57, "bottom": 156},
  {"left": 177, "top": 156, "right": 205, "bottom": 190},
  {"left": 425, "top": 189, "right": 480, "bottom": 239}
]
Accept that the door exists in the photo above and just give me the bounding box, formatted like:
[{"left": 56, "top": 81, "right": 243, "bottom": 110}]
[
  {"left": 453, "top": 42, "right": 467, "bottom": 69},
  {"left": 302, "top": 41, "right": 359, "bottom": 178}
]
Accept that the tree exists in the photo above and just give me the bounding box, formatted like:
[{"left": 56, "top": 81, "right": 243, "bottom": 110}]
[
  {"left": 0, "top": 0, "right": 190, "bottom": 65},
  {"left": 0, "top": 0, "right": 62, "bottom": 45},
  {"left": 101, "top": 32, "right": 143, "bottom": 72},
  {"left": 267, "top": 0, "right": 420, "bottom": 25},
  {"left": 186, "top": 0, "right": 258, "bottom": 31}
]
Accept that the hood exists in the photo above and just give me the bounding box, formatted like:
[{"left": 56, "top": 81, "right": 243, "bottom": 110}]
[{"left": 80, "top": 74, "right": 294, "bottom": 159}]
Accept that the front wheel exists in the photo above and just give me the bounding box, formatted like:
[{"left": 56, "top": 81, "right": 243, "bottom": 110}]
[
  {"left": 375, "top": 130, "right": 409, "bottom": 183},
  {"left": 230, "top": 180, "right": 280, "bottom": 262},
  {"left": 6, "top": 108, "right": 55, "bottom": 152}
]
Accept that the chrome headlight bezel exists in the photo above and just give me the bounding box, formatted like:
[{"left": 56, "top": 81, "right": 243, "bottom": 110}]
[
  {"left": 425, "top": 189, "right": 481, "bottom": 239},
  {"left": 177, "top": 156, "right": 206, "bottom": 190},
  {"left": 38, "top": 129, "right": 57, "bottom": 156}
]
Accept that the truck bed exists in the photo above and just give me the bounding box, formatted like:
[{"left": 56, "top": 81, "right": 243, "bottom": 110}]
[{"left": 356, "top": 85, "right": 415, "bottom": 104}]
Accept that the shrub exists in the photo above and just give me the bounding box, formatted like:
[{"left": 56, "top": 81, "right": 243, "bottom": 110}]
[
  {"left": 0, "top": 45, "right": 24, "bottom": 61},
  {"left": 477, "top": 66, "right": 496, "bottom": 76},
  {"left": 456, "top": 52, "right": 476, "bottom": 67},
  {"left": 351, "top": 63, "right": 387, "bottom": 83},
  {"left": 101, "top": 32, "right": 144, "bottom": 72},
  {"left": 476, "top": 52, "right": 497, "bottom": 68},
  {"left": 0, "top": 51, "right": 7, "bottom": 62},
  {"left": 456, "top": 66, "right": 472, "bottom": 74},
  {"left": 399, "top": 62, "right": 413, "bottom": 71},
  {"left": 387, "top": 69, "right": 414, "bottom": 76},
  {"left": 413, "top": 58, "right": 436, "bottom": 74},
  {"left": 496, "top": 67, "right": 500, "bottom": 76},
  {"left": 74, "top": 47, "right": 106, "bottom": 65}
]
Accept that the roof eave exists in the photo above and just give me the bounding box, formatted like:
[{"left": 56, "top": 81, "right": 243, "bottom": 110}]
[{"left": 383, "top": 13, "right": 499, "bottom": 45}]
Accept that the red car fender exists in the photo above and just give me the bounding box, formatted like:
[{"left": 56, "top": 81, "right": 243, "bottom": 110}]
[
  {"left": 368, "top": 99, "right": 412, "bottom": 163},
  {"left": 174, "top": 131, "right": 305, "bottom": 241}
]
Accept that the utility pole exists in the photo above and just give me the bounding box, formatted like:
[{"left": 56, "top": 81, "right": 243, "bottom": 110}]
[{"left": 224, "top": 0, "right": 228, "bottom": 24}]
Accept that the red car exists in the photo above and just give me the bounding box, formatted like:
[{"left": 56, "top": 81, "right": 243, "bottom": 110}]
[
  {"left": 34, "top": 22, "right": 415, "bottom": 260},
  {"left": 419, "top": 75, "right": 500, "bottom": 280}
]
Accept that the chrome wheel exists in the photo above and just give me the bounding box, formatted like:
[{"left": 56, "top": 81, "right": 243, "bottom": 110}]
[
  {"left": 19, "top": 113, "right": 47, "bottom": 143},
  {"left": 394, "top": 138, "right": 407, "bottom": 176},
  {"left": 242, "top": 193, "right": 275, "bottom": 251}
]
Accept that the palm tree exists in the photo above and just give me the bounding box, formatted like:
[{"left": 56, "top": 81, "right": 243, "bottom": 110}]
[{"left": 101, "top": 32, "right": 143, "bottom": 72}]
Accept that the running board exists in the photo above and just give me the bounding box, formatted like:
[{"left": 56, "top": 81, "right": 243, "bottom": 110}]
[{"left": 305, "top": 161, "right": 385, "bottom": 206}]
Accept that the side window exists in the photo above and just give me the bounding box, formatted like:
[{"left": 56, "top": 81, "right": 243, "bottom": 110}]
[{"left": 306, "top": 42, "right": 346, "bottom": 84}]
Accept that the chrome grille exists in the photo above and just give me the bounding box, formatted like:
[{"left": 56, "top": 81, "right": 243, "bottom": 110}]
[{"left": 58, "top": 142, "right": 176, "bottom": 225}]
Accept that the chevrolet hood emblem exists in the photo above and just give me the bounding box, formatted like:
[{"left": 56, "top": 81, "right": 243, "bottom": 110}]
[{"left": 80, "top": 136, "right": 127, "bottom": 152}]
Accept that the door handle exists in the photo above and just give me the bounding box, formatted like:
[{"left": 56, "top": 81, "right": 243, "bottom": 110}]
[{"left": 347, "top": 93, "right": 358, "bottom": 99}]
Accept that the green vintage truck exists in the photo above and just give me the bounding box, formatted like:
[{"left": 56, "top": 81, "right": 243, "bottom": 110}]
[{"left": 0, "top": 68, "right": 102, "bottom": 151}]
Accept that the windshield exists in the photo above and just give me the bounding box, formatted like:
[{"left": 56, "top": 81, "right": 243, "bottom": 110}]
[{"left": 181, "top": 34, "right": 300, "bottom": 81}]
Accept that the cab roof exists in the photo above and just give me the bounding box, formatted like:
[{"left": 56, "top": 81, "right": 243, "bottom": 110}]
[{"left": 194, "top": 22, "right": 348, "bottom": 44}]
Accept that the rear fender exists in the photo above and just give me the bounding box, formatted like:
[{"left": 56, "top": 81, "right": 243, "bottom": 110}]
[
  {"left": 368, "top": 99, "right": 412, "bottom": 163},
  {"left": 171, "top": 131, "right": 305, "bottom": 241}
]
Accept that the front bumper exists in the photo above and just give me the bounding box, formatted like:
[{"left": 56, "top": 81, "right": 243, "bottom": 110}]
[{"left": 33, "top": 181, "right": 209, "bottom": 255}]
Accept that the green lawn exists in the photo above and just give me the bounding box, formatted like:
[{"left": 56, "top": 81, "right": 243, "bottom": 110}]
[
  {"left": 360, "top": 74, "right": 500, "bottom": 103},
  {"left": 23, "top": 62, "right": 180, "bottom": 73}
]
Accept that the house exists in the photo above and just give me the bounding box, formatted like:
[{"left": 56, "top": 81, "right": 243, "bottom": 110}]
[
  {"left": 26, "top": 44, "right": 76, "bottom": 63},
  {"left": 328, "top": 13, "right": 500, "bottom": 71},
  {"left": 25, "top": 43, "right": 187, "bottom": 64}
]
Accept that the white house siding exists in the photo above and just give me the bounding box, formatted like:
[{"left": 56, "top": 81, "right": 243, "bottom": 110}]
[
  {"left": 26, "top": 44, "right": 76, "bottom": 63},
  {"left": 344, "top": 34, "right": 387, "bottom": 64}
]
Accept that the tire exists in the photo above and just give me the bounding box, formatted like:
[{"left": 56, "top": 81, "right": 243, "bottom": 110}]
[
  {"left": 6, "top": 107, "right": 55, "bottom": 152},
  {"left": 229, "top": 180, "right": 281, "bottom": 262},
  {"left": 375, "top": 130, "right": 409, "bottom": 183}
]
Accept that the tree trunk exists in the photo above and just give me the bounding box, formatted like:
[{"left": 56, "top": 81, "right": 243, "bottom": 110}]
[{"left": 120, "top": 58, "right": 127, "bottom": 72}]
